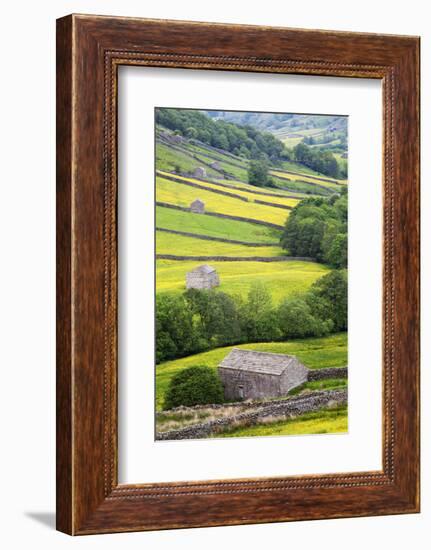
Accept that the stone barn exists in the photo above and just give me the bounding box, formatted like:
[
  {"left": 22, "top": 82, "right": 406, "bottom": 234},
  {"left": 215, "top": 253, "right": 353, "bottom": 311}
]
[
  {"left": 210, "top": 160, "right": 221, "bottom": 170},
  {"left": 193, "top": 166, "right": 207, "bottom": 178},
  {"left": 190, "top": 199, "right": 205, "bottom": 213},
  {"left": 218, "top": 348, "right": 309, "bottom": 401},
  {"left": 186, "top": 264, "right": 220, "bottom": 290}
]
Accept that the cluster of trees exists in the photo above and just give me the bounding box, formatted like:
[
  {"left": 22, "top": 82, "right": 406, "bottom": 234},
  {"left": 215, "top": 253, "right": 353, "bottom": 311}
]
[
  {"left": 155, "top": 108, "right": 288, "bottom": 164},
  {"left": 156, "top": 270, "right": 347, "bottom": 364},
  {"left": 293, "top": 142, "right": 343, "bottom": 179},
  {"left": 281, "top": 191, "right": 348, "bottom": 268}
]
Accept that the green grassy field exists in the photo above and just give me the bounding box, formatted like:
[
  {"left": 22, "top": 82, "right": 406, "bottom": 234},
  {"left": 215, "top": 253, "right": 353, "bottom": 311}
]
[
  {"left": 156, "top": 206, "right": 281, "bottom": 243},
  {"left": 156, "top": 142, "right": 221, "bottom": 178},
  {"left": 155, "top": 333, "right": 347, "bottom": 410},
  {"left": 156, "top": 176, "right": 289, "bottom": 226},
  {"left": 156, "top": 259, "right": 328, "bottom": 301},
  {"left": 157, "top": 171, "right": 300, "bottom": 208},
  {"left": 270, "top": 170, "right": 343, "bottom": 191},
  {"left": 186, "top": 141, "right": 248, "bottom": 166},
  {"left": 211, "top": 178, "right": 309, "bottom": 198},
  {"left": 215, "top": 406, "right": 347, "bottom": 437},
  {"left": 156, "top": 231, "right": 285, "bottom": 257}
]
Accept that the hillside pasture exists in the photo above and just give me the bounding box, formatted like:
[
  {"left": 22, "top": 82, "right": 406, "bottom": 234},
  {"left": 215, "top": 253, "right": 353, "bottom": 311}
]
[
  {"left": 156, "top": 176, "right": 289, "bottom": 226},
  {"left": 156, "top": 206, "right": 281, "bottom": 244},
  {"left": 156, "top": 259, "right": 328, "bottom": 302},
  {"left": 156, "top": 231, "right": 285, "bottom": 258},
  {"left": 156, "top": 142, "right": 221, "bottom": 178},
  {"left": 157, "top": 171, "right": 300, "bottom": 208},
  {"left": 270, "top": 170, "right": 344, "bottom": 191},
  {"left": 211, "top": 178, "right": 309, "bottom": 199}
]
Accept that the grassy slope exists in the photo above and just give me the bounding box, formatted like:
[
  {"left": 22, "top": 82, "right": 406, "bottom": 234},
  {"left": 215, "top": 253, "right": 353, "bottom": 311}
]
[
  {"left": 211, "top": 178, "right": 309, "bottom": 198},
  {"left": 156, "top": 259, "right": 328, "bottom": 302},
  {"left": 156, "top": 176, "right": 289, "bottom": 226},
  {"left": 156, "top": 142, "right": 220, "bottom": 178},
  {"left": 156, "top": 231, "right": 284, "bottom": 257},
  {"left": 156, "top": 206, "right": 281, "bottom": 243},
  {"left": 270, "top": 170, "right": 343, "bottom": 191},
  {"left": 157, "top": 171, "right": 299, "bottom": 208},
  {"left": 155, "top": 333, "right": 347, "bottom": 410},
  {"left": 216, "top": 406, "right": 347, "bottom": 437}
]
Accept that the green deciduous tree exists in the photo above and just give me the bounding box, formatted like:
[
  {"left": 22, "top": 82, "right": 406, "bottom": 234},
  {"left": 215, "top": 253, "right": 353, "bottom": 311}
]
[
  {"left": 240, "top": 282, "right": 281, "bottom": 342},
  {"left": 156, "top": 294, "right": 203, "bottom": 363},
  {"left": 278, "top": 297, "right": 333, "bottom": 339},
  {"left": 164, "top": 366, "right": 224, "bottom": 409},
  {"left": 247, "top": 159, "right": 269, "bottom": 187},
  {"left": 309, "top": 269, "right": 347, "bottom": 331}
]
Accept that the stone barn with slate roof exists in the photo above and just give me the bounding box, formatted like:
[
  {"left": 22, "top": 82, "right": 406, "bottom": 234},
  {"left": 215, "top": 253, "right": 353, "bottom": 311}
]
[
  {"left": 186, "top": 264, "right": 220, "bottom": 290},
  {"left": 218, "top": 349, "right": 309, "bottom": 401},
  {"left": 190, "top": 199, "right": 205, "bottom": 213},
  {"left": 193, "top": 166, "right": 207, "bottom": 178}
]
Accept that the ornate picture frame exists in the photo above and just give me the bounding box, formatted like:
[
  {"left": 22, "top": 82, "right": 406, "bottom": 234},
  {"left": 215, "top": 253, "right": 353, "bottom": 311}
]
[{"left": 56, "top": 14, "right": 420, "bottom": 534}]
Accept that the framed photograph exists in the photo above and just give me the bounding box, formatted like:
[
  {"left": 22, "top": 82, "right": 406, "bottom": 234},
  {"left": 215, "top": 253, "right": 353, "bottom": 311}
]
[{"left": 56, "top": 14, "right": 420, "bottom": 535}]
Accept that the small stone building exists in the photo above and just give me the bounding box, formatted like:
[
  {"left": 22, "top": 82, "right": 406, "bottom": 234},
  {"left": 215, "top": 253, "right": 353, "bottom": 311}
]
[
  {"left": 210, "top": 160, "right": 221, "bottom": 170},
  {"left": 190, "top": 199, "right": 205, "bottom": 213},
  {"left": 218, "top": 349, "right": 309, "bottom": 401},
  {"left": 193, "top": 166, "right": 207, "bottom": 178},
  {"left": 186, "top": 265, "right": 220, "bottom": 290}
]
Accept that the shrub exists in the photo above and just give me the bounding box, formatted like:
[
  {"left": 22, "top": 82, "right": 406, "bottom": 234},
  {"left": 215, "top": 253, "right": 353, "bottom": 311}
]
[{"left": 163, "top": 366, "right": 224, "bottom": 410}]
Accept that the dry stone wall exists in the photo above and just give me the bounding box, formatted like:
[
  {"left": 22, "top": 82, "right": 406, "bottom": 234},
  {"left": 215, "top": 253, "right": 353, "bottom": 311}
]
[
  {"left": 156, "top": 389, "right": 347, "bottom": 440},
  {"left": 307, "top": 367, "right": 348, "bottom": 381}
]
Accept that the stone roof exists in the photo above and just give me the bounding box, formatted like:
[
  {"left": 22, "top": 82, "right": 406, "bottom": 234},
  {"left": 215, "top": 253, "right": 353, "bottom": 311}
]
[
  {"left": 191, "top": 199, "right": 204, "bottom": 206},
  {"left": 190, "top": 264, "right": 216, "bottom": 275},
  {"left": 219, "top": 348, "right": 297, "bottom": 376}
]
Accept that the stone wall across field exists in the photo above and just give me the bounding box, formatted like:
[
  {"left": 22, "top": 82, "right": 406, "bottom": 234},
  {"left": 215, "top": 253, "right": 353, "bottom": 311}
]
[
  {"left": 156, "top": 389, "right": 347, "bottom": 440},
  {"left": 162, "top": 169, "right": 304, "bottom": 201},
  {"left": 155, "top": 227, "right": 277, "bottom": 247},
  {"left": 254, "top": 198, "right": 292, "bottom": 210},
  {"left": 307, "top": 367, "right": 348, "bottom": 381}
]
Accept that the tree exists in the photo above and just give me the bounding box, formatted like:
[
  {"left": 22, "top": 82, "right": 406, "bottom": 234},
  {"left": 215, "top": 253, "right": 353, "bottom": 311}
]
[
  {"left": 155, "top": 294, "right": 202, "bottom": 363},
  {"left": 278, "top": 297, "right": 332, "bottom": 339},
  {"left": 325, "top": 233, "right": 347, "bottom": 268},
  {"left": 309, "top": 270, "right": 347, "bottom": 331},
  {"left": 241, "top": 282, "right": 281, "bottom": 341},
  {"left": 163, "top": 366, "right": 224, "bottom": 409},
  {"left": 185, "top": 126, "right": 198, "bottom": 139},
  {"left": 184, "top": 289, "right": 242, "bottom": 347},
  {"left": 280, "top": 195, "right": 347, "bottom": 267},
  {"left": 293, "top": 141, "right": 340, "bottom": 179},
  {"left": 248, "top": 159, "right": 269, "bottom": 187}
]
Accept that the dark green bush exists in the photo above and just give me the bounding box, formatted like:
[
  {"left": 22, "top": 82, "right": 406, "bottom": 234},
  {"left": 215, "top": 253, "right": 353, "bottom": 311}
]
[{"left": 164, "top": 366, "right": 225, "bottom": 410}]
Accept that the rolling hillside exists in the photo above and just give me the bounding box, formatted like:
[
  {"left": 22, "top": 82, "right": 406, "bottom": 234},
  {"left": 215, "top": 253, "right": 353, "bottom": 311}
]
[
  {"left": 154, "top": 113, "right": 345, "bottom": 302},
  {"left": 153, "top": 109, "right": 348, "bottom": 437}
]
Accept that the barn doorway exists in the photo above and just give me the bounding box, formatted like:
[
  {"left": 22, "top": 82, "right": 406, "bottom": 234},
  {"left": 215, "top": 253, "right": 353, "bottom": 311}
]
[{"left": 238, "top": 385, "right": 244, "bottom": 399}]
